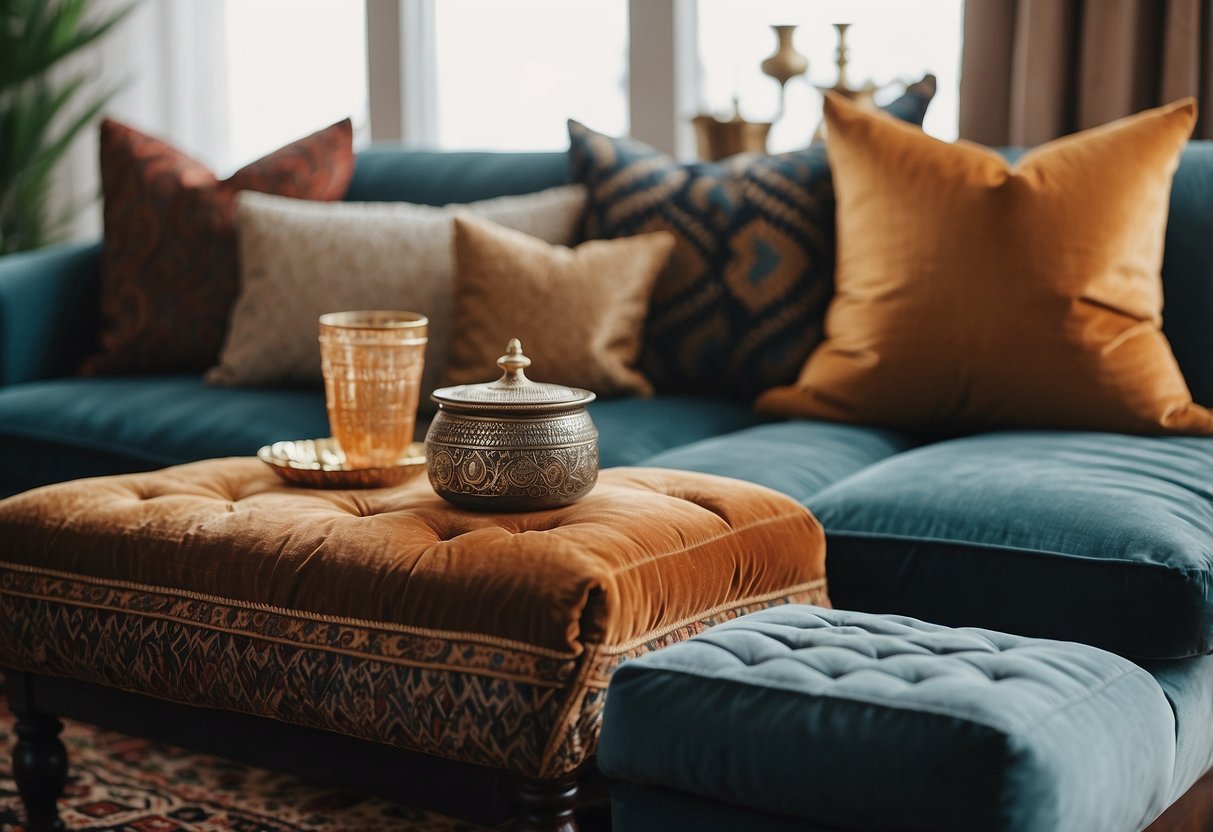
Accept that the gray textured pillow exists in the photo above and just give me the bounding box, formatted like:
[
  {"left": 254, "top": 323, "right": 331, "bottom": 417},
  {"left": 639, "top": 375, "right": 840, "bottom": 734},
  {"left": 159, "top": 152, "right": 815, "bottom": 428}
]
[{"left": 207, "top": 185, "right": 587, "bottom": 408}]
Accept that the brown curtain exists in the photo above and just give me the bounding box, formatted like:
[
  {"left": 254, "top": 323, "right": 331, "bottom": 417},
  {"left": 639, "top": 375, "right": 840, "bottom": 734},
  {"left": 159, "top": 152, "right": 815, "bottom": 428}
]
[{"left": 960, "top": 0, "right": 1213, "bottom": 144}]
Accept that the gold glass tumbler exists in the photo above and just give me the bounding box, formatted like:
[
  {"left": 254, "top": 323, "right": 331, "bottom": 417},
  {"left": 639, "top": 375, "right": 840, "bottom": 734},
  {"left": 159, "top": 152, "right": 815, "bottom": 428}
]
[{"left": 319, "top": 311, "right": 428, "bottom": 469}]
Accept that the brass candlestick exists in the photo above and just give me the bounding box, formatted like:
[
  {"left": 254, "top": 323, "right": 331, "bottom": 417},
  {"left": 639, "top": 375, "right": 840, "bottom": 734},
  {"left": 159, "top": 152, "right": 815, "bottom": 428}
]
[
  {"left": 835, "top": 22, "right": 851, "bottom": 89},
  {"left": 817, "top": 22, "right": 878, "bottom": 108},
  {"left": 760, "top": 24, "right": 809, "bottom": 120}
]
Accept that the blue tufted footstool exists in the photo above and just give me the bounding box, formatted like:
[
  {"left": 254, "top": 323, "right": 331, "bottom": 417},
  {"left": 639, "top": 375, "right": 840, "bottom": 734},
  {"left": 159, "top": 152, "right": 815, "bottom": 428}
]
[{"left": 598, "top": 606, "right": 1178, "bottom": 832}]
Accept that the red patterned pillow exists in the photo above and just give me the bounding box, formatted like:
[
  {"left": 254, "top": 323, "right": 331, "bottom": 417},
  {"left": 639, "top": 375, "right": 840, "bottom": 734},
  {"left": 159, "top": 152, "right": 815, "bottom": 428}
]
[{"left": 82, "top": 118, "right": 355, "bottom": 374}]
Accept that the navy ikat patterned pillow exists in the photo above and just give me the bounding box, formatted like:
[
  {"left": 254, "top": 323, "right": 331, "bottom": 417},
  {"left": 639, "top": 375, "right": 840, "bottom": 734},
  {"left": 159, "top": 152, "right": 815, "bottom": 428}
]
[{"left": 568, "top": 76, "right": 935, "bottom": 400}]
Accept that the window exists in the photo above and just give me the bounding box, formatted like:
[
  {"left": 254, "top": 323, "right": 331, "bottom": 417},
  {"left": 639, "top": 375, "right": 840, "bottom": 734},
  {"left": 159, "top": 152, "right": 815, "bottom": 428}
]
[
  {"left": 223, "top": 0, "right": 369, "bottom": 171},
  {"left": 371, "top": 1, "right": 962, "bottom": 155},
  {"left": 696, "top": 0, "right": 964, "bottom": 150},
  {"left": 431, "top": 0, "right": 628, "bottom": 150}
]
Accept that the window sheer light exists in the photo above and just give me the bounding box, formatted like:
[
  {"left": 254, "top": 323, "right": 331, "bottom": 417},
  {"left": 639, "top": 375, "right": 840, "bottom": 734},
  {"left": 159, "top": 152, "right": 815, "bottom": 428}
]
[
  {"left": 697, "top": 0, "right": 964, "bottom": 150},
  {"left": 223, "top": 0, "right": 369, "bottom": 173},
  {"left": 433, "top": 0, "right": 628, "bottom": 150}
]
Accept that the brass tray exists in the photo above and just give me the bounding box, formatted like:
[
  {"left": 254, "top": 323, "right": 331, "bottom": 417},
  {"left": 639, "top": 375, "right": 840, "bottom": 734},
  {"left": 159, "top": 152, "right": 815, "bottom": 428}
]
[{"left": 258, "top": 438, "right": 426, "bottom": 489}]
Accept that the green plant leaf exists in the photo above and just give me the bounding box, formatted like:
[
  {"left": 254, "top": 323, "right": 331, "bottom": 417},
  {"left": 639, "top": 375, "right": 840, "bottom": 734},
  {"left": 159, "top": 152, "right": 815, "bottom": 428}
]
[
  {"left": 1, "top": 0, "right": 136, "bottom": 88},
  {"left": 2, "top": 0, "right": 137, "bottom": 87},
  {"left": 0, "top": 0, "right": 136, "bottom": 253}
]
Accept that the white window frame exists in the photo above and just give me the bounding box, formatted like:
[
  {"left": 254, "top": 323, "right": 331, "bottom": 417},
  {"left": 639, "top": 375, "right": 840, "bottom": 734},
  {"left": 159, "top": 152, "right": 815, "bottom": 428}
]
[{"left": 364, "top": 0, "right": 697, "bottom": 157}]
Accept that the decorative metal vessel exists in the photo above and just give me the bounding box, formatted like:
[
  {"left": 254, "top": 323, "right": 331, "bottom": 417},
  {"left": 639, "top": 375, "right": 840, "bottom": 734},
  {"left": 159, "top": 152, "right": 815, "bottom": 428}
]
[
  {"left": 760, "top": 24, "right": 809, "bottom": 88},
  {"left": 693, "top": 105, "right": 772, "bottom": 161},
  {"left": 426, "top": 339, "right": 598, "bottom": 511}
]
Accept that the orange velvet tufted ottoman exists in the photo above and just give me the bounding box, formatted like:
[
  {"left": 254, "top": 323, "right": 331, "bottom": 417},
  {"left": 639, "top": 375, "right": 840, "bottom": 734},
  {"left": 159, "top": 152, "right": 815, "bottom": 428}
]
[{"left": 0, "top": 459, "right": 827, "bottom": 830}]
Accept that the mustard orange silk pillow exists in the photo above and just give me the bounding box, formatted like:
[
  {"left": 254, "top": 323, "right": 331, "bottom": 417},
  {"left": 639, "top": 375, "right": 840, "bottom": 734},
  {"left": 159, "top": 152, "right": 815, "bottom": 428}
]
[
  {"left": 757, "top": 95, "right": 1213, "bottom": 435},
  {"left": 444, "top": 215, "right": 674, "bottom": 397}
]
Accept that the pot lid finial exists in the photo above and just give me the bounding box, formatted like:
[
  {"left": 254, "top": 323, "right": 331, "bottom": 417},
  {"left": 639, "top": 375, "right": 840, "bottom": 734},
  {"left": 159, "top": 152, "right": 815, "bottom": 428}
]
[{"left": 497, "top": 338, "right": 532, "bottom": 383}]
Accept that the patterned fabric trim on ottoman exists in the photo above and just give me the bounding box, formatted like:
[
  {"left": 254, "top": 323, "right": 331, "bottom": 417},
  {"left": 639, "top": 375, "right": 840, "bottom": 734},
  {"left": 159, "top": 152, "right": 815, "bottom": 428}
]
[
  {"left": 0, "top": 462, "right": 827, "bottom": 779},
  {"left": 600, "top": 606, "right": 1177, "bottom": 832}
]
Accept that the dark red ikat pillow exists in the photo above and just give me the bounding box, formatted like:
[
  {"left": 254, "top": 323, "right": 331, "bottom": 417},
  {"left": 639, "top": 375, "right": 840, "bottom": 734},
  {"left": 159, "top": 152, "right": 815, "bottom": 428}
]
[{"left": 82, "top": 118, "right": 355, "bottom": 374}]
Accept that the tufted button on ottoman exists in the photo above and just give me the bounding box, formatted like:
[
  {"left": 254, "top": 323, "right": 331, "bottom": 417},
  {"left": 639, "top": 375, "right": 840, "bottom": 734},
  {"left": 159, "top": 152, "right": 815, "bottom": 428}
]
[
  {"left": 599, "top": 605, "right": 1178, "bottom": 832},
  {"left": 0, "top": 458, "right": 827, "bottom": 831}
]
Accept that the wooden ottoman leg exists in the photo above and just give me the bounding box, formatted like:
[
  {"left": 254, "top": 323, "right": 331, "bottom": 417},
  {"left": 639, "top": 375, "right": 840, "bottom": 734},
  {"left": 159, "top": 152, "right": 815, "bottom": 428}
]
[
  {"left": 7, "top": 673, "right": 68, "bottom": 832},
  {"left": 13, "top": 712, "right": 68, "bottom": 832},
  {"left": 514, "top": 776, "right": 579, "bottom": 832}
]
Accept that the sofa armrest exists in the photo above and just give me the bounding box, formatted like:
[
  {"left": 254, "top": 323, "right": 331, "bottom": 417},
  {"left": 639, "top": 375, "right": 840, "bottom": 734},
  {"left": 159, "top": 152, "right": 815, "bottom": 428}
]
[{"left": 0, "top": 241, "right": 102, "bottom": 386}]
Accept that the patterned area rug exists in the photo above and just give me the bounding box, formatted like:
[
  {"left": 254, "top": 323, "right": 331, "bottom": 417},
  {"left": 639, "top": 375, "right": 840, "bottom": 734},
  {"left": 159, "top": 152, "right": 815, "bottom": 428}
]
[{"left": 0, "top": 692, "right": 491, "bottom": 832}]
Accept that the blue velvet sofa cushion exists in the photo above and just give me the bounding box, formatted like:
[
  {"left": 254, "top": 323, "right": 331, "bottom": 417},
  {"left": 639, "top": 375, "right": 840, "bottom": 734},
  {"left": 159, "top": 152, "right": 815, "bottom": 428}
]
[
  {"left": 810, "top": 431, "right": 1213, "bottom": 659},
  {"left": 600, "top": 606, "right": 1176, "bottom": 832},
  {"left": 344, "top": 148, "right": 567, "bottom": 205},
  {"left": 0, "top": 242, "right": 101, "bottom": 387},
  {"left": 608, "top": 650, "right": 1213, "bottom": 832},
  {"left": 1146, "top": 654, "right": 1213, "bottom": 803},
  {"left": 641, "top": 420, "right": 917, "bottom": 503},
  {"left": 590, "top": 395, "right": 765, "bottom": 468},
  {"left": 0, "top": 378, "right": 761, "bottom": 496},
  {"left": 0, "top": 377, "right": 330, "bottom": 496}
]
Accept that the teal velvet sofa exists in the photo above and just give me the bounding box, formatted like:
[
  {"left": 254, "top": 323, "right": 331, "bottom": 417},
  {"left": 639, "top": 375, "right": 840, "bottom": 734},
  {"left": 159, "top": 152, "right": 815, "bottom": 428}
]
[
  {"left": 0, "top": 149, "right": 766, "bottom": 498},
  {"left": 2, "top": 143, "right": 1213, "bottom": 830}
]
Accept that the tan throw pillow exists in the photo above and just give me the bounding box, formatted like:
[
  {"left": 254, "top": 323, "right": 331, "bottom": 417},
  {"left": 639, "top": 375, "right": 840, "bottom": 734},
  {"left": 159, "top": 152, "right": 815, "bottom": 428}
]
[
  {"left": 756, "top": 94, "right": 1213, "bottom": 435},
  {"left": 443, "top": 215, "right": 674, "bottom": 397},
  {"left": 207, "top": 185, "right": 587, "bottom": 410}
]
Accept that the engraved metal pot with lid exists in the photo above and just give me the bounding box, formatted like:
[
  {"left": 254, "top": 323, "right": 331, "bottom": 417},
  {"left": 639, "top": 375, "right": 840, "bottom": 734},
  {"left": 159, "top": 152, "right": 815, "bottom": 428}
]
[{"left": 426, "top": 339, "right": 598, "bottom": 511}]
